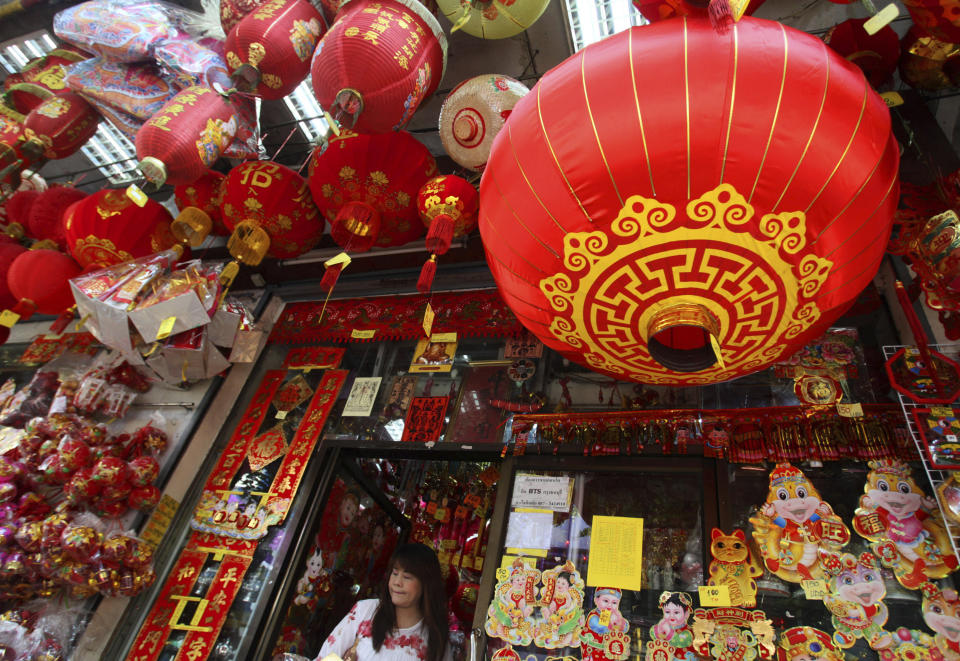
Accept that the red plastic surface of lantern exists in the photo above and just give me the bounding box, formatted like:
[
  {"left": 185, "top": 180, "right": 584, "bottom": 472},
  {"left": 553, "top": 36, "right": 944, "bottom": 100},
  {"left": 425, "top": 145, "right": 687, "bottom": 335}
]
[
  {"left": 175, "top": 170, "right": 229, "bottom": 236},
  {"left": 480, "top": 18, "right": 899, "bottom": 385},
  {"left": 63, "top": 190, "right": 179, "bottom": 269},
  {"left": 21, "top": 92, "right": 99, "bottom": 161},
  {"left": 311, "top": 0, "right": 447, "bottom": 133},
  {"left": 308, "top": 130, "right": 436, "bottom": 250},
  {"left": 0, "top": 243, "right": 27, "bottom": 310},
  {"left": 7, "top": 249, "right": 81, "bottom": 315}
]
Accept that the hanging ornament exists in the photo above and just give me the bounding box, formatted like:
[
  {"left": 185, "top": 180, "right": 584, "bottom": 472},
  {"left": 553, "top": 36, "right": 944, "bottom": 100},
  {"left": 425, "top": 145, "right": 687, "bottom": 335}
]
[
  {"left": 174, "top": 170, "right": 229, "bottom": 236},
  {"left": 415, "top": 175, "right": 478, "bottom": 294},
  {"left": 439, "top": 74, "right": 528, "bottom": 173},
  {"left": 2, "top": 48, "right": 88, "bottom": 112},
  {"left": 631, "top": 0, "right": 766, "bottom": 24},
  {"left": 0, "top": 243, "right": 26, "bottom": 310},
  {"left": 824, "top": 18, "right": 900, "bottom": 88},
  {"left": 310, "top": 0, "right": 447, "bottom": 134},
  {"left": 135, "top": 86, "right": 243, "bottom": 188},
  {"left": 21, "top": 91, "right": 100, "bottom": 162},
  {"left": 6, "top": 249, "right": 81, "bottom": 317},
  {"left": 221, "top": 160, "right": 325, "bottom": 265},
  {"left": 437, "top": 0, "right": 550, "bottom": 38},
  {"left": 225, "top": 0, "right": 326, "bottom": 100},
  {"left": 900, "top": 27, "right": 960, "bottom": 90},
  {"left": 27, "top": 185, "right": 86, "bottom": 250},
  {"left": 63, "top": 189, "right": 179, "bottom": 269},
  {"left": 479, "top": 18, "right": 899, "bottom": 385},
  {"left": 0, "top": 118, "right": 23, "bottom": 203}
]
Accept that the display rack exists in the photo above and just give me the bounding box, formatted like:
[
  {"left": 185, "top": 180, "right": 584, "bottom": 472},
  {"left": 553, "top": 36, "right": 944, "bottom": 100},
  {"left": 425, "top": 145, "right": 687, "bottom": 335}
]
[{"left": 883, "top": 343, "right": 960, "bottom": 561}]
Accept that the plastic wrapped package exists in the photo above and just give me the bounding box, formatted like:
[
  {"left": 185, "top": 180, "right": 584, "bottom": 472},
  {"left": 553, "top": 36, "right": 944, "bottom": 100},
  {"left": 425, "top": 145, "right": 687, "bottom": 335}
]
[
  {"left": 208, "top": 298, "right": 253, "bottom": 347},
  {"left": 54, "top": 0, "right": 182, "bottom": 62},
  {"left": 128, "top": 261, "right": 221, "bottom": 342},
  {"left": 65, "top": 58, "right": 179, "bottom": 122},
  {"left": 0, "top": 370, "right": 60, "bottom": 429},
  {"left": 154, "top": 37, "right": 232, "bottom": 90}
]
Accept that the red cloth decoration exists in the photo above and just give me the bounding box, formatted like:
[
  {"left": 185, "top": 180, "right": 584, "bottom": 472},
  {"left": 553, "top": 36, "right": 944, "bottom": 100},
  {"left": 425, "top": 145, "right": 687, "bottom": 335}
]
[
  {"left": 174, "top": 170, "right": 229, "bottom": 236},
  {"left": 28, "top": 186, "right": 86, "bottom": 249},
  {"left": 135, "top": 86, "right": 242, "bottom": 187},
  {"left": 63, "top": 190, "right": 178, "bottom": 269},
  {"left": 480, "top": 18, "right": 899, "bottom": 385},
  {"left": 308, "top": 130, "right": 437, "bottom": 249},
  {"left": 417, "top": 175, "right": 479, "bottom": 253},
  {"left": 220, "top": 160, "right": 325, "bottom": 263},
  {"left": 631, "top": 0, "right": 765, "bottom": 24},
  {"left": 7, "top": 249, "right": 81, "bottom": 316},
  {"left": 225, "top": 0, "right": 326, "bottom": 100},
  {"left": 0, "top": 242, "right": 26, "bottom": 310},
  {"left": 824, "top": 18, "right": 900, "bottom": 88},
  {"left": 4, "top": 190, "right": 39, "bottom": 228},
  {"left": 268, "top": 290, "right": 523, "bottom": 344},
  {"left": 21, "top": 92, "right": 99, "bottom": 161},
  {"left": 311, "top": 0, "right": 446, "bottom": 133},
  {"left": 901, "top": 0, "right": 960, "bottom": 44}
]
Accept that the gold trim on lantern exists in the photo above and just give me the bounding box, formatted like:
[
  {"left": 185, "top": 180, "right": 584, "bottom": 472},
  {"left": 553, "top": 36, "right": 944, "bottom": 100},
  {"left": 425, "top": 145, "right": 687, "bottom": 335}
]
[
  {"left": 137, "top": 157, "right": 168, "bottom": 187},
  {"left": 646, "top": 303, "right": 720, "bottom": 342}
]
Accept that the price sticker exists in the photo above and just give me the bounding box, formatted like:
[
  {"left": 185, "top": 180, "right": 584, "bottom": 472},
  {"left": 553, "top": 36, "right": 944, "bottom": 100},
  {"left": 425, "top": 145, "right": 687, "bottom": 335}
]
[
  {"left": 698, "top": 585, "right": 731, "bottom": 606},
  {"left": 598, "top": 610, "right": 611, "bottom": 627},
  {"left": 881, "top": 91, "right": 904, "bottom": 108},
  {"left": 431, "top": 332, "right": 457, "bottom": 343},
  {"left": 156, "top": 316, "right": 177, "bottom": 340},
  {"left": 836, "top": 402, "right": 863, "bottom": 418},
  {"left": 801, "top": 579, "right": 828, "bottom": 600},
  {"left": 275, "top": 410, "right": 288, "bottom": 420},
  {"left": 126, "top": 184, "right": 148, "bottom": 207},
  {"left": 0, "top": 310, "right": 19, "bottom": 328},
  {"left": 496, "top": 568, "right": 508, "bottom": 582},
  {"left": 709, "top": 334, "right": 725, "bottom": 369},
  {"left": 864, "top": 3, "right": 899, "bottom": 34},
  {"left": 422, "top": 303, "right": 434, "bottom": 338},
  {"left": 931, "top": 407, "right": 954, "bottom": 418},
  {"left": 324, "top": 252, "right": 352, "bottom": 269},
  {"left": 351, "top": 329, "right": 376, "bottom": 339}
]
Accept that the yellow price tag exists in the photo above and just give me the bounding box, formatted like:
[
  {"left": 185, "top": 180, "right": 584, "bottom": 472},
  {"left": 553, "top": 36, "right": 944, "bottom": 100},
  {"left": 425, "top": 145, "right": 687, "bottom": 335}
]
[
  {"left": 156, "top": 316, "right": 177, "bottom": 340},
  {"left": 275, "top": 410, "right": 288, "bottom": 420},
  {"left": 351, "top": 329, "right": 376, "bottom": 339},
  {"left": 324, "top": 251, "right": 352, "bottom": 269},
  {"left": 126, "top": 184, "right": 148, "bottom": 207},
  {"left": 0, "top": 310, "right": 19, "bottom": 328},
  {"left": 496, "top": 568, "right": 509, "bottom": 582},
  {"left": 598, "top": 610, "right": 611, "bottom": 627},
  {"left": 422, "top": 303, "right": 434, "bottom": 338},
  {"left": 864, "top": 3, "right": 899, "bottom": 34},
  {"left": 431, "top": 332, "right": 457, "bottom": 343},
  {"left": 837, "top": 402, "right": 863, "bottom": 418},
  {"left": 698, "top": 585, "right": 731, "bottom": 606},
  {"left": 931, "top": 407, "right": 954, "bottom": 418},
  {"left": 881, "top": 91, "right": 904, "bottom": 108},
  {"left": 801, "top": 579, "right": 828, "bottom": 600}
]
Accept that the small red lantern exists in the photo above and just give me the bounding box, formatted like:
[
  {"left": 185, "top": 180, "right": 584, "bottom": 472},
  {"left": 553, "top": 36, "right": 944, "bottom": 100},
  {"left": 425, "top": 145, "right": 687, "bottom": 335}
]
[
  {"left": 7, "top": 249, "right": 81, "bottom": 316},
  {"left": 0, "top": 243, "right": 27, "bottom": 310},
  {"left": 311, "top": 0, "right": 447, "bottom": 133},
  {"left": 63, "top": 190, "right": 178, "bottom": 269},
  {"left": 21, "top": 91, "right": 99, "bottom": 162},
  {"left": 824, "top": 18, "right": 900, "bottom": 88},
  {"left": 220, "top": 160, "right": 325, "bottom": 265},
  {"left": 135, "top": 86, "right": 243, "bottom": 188},
  {"left": 225, "top": 0, "right": 326, "bottom": 100},
  {"left": 415, "top": 175, "right": 478, "bottom": 293},
  {"left": 28, "top": 186, "right": 86, "bottom": 250},
  {"left": 175, "top": 171, "right": 229, "bottom": 236}
]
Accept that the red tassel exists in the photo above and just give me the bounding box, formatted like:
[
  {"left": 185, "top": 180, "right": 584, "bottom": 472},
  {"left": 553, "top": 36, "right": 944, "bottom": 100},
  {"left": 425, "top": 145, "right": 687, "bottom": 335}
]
[
  {"left": 708, "top": 0, "right": 732, "bottom": 32},
  {"left": 417, "top": 255, "right": 437, "bottom": 294},
  {"left": 320, "top": 263, "right": 342, "bottom": 292},
  {"left": 425, "top": 214, "right": 455, "bottom": 255},
  {"left": 49, "top": 307, "right": 76, "bottom": 335}
]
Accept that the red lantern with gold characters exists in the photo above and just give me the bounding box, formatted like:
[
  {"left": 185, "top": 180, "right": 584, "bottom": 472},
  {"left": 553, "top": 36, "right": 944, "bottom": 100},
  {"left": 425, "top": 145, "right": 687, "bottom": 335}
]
[
  {"left": 220, "top": 160, "right": 325, "bottom": 265},
  {"left": 480, "top": 17, "right": 899, "bottom": 385},
  {"left": 63, "top": 190, "right": 179, "bottom": 269},
  {"left": 175, "top": 170, "right": 229, "bottom": 236},
  {"left": 21, "top": 91, "right": 99, "bottom": 161},
  {"left": 416, "top": 174, "right": 478, "bottom": 293},
  {"left": 3, "top": 48, "right": 88, "bottom": 114},
  {"left": 310, "top": 0, "right": 447, "bottom": 133},
  {"left": 225, "top": 0, "right": 326, "bottom": 100}
]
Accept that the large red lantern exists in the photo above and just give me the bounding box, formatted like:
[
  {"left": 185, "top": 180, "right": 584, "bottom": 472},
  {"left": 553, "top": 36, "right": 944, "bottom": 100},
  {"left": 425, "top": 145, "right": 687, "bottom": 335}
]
[
  {"left": 28, "top": 186, "right": 86, "bottom": 250},
  {"left": 225, "top": 0, "right": 326, "bottom": 100},
  {"left": 311, "top": 0, "right": 447, "bottom": 133},
  {"left": 824, "top": 18, "right": 900, "bottom": 88},
  {"left": 220, "top": 160, "right": 325, "bottom": 265},
  {"left": 7, "top": 249, "right": 81, "bottom": 316},
  {"left": 308, "top": 130, "right": 436, "bottom": 251},
  {"left": 3, "top": 49, "right": 88, "bottom": 114},
  {"left": 480, "top": 17, "right": 899, "bottom": 385},
  {"left": 63, "top": 190, "right": 178, "bottom": 269},
  {"left": 21, "top": 91, "right": 99, "bottom": 162},
  {"left": 175, "top": 171, "right": 229, "bottom": 236},
  {"left": 135, "top": 86, "right": 241, "bottom": 187}
]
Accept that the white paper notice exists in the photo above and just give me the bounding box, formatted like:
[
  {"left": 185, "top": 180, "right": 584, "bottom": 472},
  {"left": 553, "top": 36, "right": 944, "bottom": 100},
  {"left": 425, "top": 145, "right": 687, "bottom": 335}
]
[
  {"left": 511, "top": 474, "right": 572, "bottom": 511},
  {"left": 342, "top": 377, "right": 382, "bottom": 417},
  {"left": 504, "top": 510, "right": 554, "bottom": 550}
]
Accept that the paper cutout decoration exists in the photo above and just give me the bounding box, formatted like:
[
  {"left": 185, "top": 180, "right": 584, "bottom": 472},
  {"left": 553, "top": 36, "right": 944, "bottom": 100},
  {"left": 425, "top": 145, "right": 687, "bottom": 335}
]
[
  {"left": 777, "top": 627, "right": 843, "bottom": 661},
  {"left": 691, "top": 606, "right": 776, "bottom": 661},
  {"left": 246, "top": 424, "right": 288, "bottom": 471},
  {"left": 852, "top": 460, "right": 959, "bottom": 588},
  {"left": 409, "top": 337, "right": 457, "bottom": 373},
  {"left": 485, "top": 557, "right": 540, "bottom": 646},
  {"left": 914, "top": 407, "right": 960, "bottom": 470},
  {"left": 819, "top": 551, "right": 894, "bottom": 650},
  {"left": 920, "top": 582, "right": 960, "bottom": 660},
  {"left": 646, "top": 592, "right": 696, "bottom": 661},
  {"left": 272, "top": 374, "right": 313, "bottom": 416},
  {"left": 282, "top": 346, "right": 345, "bottom": 370},
  {"left": 400, "top": 396, "right": 449, "bottom": 444},
  {"left": 534, "top": 561, "right": 585, "bottom": 648},
  {"left": 580, "top": 587, "right": 630, "bottom": 661},
  {"left": 708, "top": 529, "right": 762, "bottom": 608},
  {"left": 793, "top": 374, "right": 842, "bottom": 406},
  {"left": 749, "top": 463, "right": 851, "bottom": 583}
]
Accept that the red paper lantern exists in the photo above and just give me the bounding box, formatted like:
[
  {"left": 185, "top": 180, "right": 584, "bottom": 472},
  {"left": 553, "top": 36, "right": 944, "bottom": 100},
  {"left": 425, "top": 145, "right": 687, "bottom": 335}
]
[
  {"left": 21, "top": 92, "right": 99, "bottom": 161},
  {"left": 3, "top": 48, "right": 88, "bottom": 108},
  {"left": 901, "top": 0, "right": 960, "bottom": 44},
  {"left": 225, "top": 0, "right": 326, "bottom": 100},
  {"left": 220, "top": 160, "right": 325, "bottom": 264},
  {"left": 136, "top": 86, "right": 245, "bottom": 188},
  {"left": 415, "top": 175, "right": 478, "bottom": 294},
  {"left": 174, "top": 170, "right": 229, "bottom": 236},
  {"left": 63, "top": 190, "right": 179, "bottom": 269},
  {"left": 824, "top": 18, "right": 900, "bottom": 88},
  {"left": 311, "top": 0, "right": 447, "bottom": 133},
  {"left": 480, "top": 18, "right": 899, "bottom": 385},
  {"left": 308, "top": 130, "right": 436, "bottom": 251},
  {"left": 7, "top": 249, "right": 81, "bottom": 316},
  {"left": 28, "top": 186, "right": 86, "bottom": 249},
  {"left": 631, "top": 0, "right": 766, "bottom": 24},
  {"left": 0, "top": 243, "right": 27, "bottom": 310}
]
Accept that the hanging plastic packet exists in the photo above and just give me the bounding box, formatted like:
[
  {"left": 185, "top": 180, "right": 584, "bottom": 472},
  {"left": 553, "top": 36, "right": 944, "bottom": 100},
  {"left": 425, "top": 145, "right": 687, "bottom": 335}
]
[
  {"left": 54, "top": 0, "right": 182, "bottom": 62},
  {"left": 153, "top": 36, "right": 232, "bottom": 90},
  {"left": 66, "top": 58, "right": 179, "bottom": 122}
]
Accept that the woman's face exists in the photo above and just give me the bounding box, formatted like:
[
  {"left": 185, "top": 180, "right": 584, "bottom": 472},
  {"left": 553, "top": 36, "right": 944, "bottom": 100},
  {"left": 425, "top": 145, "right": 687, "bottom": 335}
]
[{"left": 389, "top": 564, "right": 423, "bottom": 611}]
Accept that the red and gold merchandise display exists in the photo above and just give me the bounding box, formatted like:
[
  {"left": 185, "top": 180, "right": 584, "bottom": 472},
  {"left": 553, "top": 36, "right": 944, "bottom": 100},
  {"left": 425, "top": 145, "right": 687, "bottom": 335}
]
[
  {"left": 20, "top": 91, "right": 99, "bottom": 161},
  {"left": 174, "top": 170, "right": 229, "bottom": 237},
  {"left": 691, "top": 606, "right": 776, "bottom": 660},
  {"left": 480, "top": 17, "right": 899, "bottom": 385},
  {"left": 707, "top": 529, "right": 762, "bottom": 608}
]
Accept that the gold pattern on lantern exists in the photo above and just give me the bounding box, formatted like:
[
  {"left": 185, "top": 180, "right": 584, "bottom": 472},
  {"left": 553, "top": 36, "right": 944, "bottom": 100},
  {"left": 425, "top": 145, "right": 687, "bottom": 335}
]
[
  {"left": 339, "top": 166, "right": 356, "bottom": 181},
  {"left": 370, "top": 171, "right": 389, "bottom": 186},
  {"left": 36, "top": 97, "right": 70, "bottom": 119},
  {"left": 262, "top": 73, "right": 283, "bottom": 89},
  {"left": 248, "top": 43, "right": 267, "bottom": 67},
  {"left": 244, "top": 198, "right": 263, "bottom": 212},
  {"left": 226, "top": 52, "right": 242, "bottom": 69},
  {"left": 396, "top": 191, "right": 410, "bottom": 207},
  {"left": 74, "top": 235, "right": 134, "bottom": 266}
]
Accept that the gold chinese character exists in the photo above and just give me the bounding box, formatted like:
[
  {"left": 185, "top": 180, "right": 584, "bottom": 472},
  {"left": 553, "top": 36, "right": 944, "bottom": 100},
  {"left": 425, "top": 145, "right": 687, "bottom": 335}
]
[
  {"left": 177, "top": 566, "right": 197, "bottom": 582},
  {"left": 184, "top": 638, "right": 207, "bottom": 661},
  {"left": 394, "top": 53, "right": 409, "bottom": 70},
  {"left": 345, "top": 26, "right": 360, "bottom": 37},
  {"left": 362, "top": 30, "right": 380, "bottom": 44},
  {"left": 219, "top": 566, "right": 240, "bottom": 588}
]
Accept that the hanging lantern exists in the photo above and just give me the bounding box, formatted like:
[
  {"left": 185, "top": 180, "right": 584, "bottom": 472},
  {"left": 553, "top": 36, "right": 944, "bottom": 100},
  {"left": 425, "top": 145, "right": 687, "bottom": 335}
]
[
  {"left": 310, "top": 0, "right": 447, "bottom": 133},
  {"left": 220, "top": 160, "right": 325, "bottom": 265},
  {"left": 438, "top": 74, "right": 529, "bottom": 172},
  {"left": 308, "top": 130, "right": 436, "bottom": 252},
  {"left": 416, "top": 175, "right": 478, "bottom": 293},
  {"left": 3, "top": 48, "right": 87, "bottom": 99},
  {"left": 436, "top": 0, "right": 550, "bottom": 38},
  {"left": 4, "top": 190, "right": 38, "bottom": 234},
  {"left": 901, "top": 0, "right": 960, "bottom": 45},
  {"left": 225, "top": 0, "right": 326, "bottom": 100},
  {"left": 480, "top": 17, "right": 899, "bottom": 385},
  {"left": 905, "top": 210, "right": 960, "bottom": 310},
  {"left": 631, "top": 0, "right": 766, "bottom": 25},
  {"left": 175, "top": 171, "right": 229, "bottom": 236},
  {"left": 135, "top": 86, "right": 241, "bottom": 188},
  {"left": 0, "top": 243, "right": 26, "bottom": 310},
  {"left": 900, "top": 27, "right": 960, "bottom": 90},
  {"left": 0, "top": 116, "right": 25, "bottom": 199},
  {"left": 824, "top": 18, "right": 900, "bottom": 88},
  {"left": 28, "top": 186, "right": 86, "bottom": 250},
  {"left": 63, "top": 190, "right": 179, "bottom": 269},
  {"left": 21, "top": 91, "right": 99, "bottom": 162},
  {"left": 7, "top": 249, "right": 81, "bottom": 317}
]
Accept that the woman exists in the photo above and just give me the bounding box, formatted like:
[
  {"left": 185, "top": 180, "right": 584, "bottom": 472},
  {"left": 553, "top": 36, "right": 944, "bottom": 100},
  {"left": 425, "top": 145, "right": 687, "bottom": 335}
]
[{"left": 314, "top": 543, "right": 451, "bottom": 661}]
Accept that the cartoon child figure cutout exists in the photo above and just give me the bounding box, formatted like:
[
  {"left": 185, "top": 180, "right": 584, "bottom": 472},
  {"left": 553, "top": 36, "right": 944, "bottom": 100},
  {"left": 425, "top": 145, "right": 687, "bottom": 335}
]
[
  {"left": 580, "top": 587, "right": 630, "bottom": 661},
  {"left": 920, "top": 582, "right": 960, "bottom": 660},
  {"left": 485, "top": 558, "right": 540, "bottom": 646},
  {"left": 646, "top": 592, "right": 696, "bottom": 661},
  {"left": 534, "top": 561, "right": 585, "bottom": 648},
  {"left": 820, "top": 551, "right": 894, "bottom": 650}
]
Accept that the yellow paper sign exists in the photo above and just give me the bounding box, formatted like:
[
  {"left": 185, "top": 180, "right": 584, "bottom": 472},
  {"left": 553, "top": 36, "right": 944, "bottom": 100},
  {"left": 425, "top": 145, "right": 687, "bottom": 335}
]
[
  {"left": 0, "top": 310, "right": 19, "bottom": 328},
  {"left": 881, "top": 92, "right": 904, "bottom": 108},
  {"left": 126, "top": 183, "right": 148, "bottom": 207},
  {"left": 801, "top": 579, "right": 828, "bottom": 600},
  {"left": 586, "top": 516, "right": 644, "bottom": 591},
  {"left": 324, "top": 252, "right": 352, "bottom": 268},
  {"left": 474, "top": 556, "right": 484, "bottom": 571},
  {"left": 351, "top": 329, "right": 376, "bottom": 339},
  {"left": 156, "top": 316, "right": 177, "bottom": 340},
  {"left": 422, "top": 302, "right": 434, "bottom": 338},
  {"left": 698, "top": 584, "right": 731, "bottom": 606},
  {"left": 496, "top": 567, "right": 509, "bottom": 582},
  {"left": 836, "top": 402, "right": 863, "bottom": 418},
  {"left": 864, "top": 3, "right": 899, "bottom": 34},
  {"left": 505, "top": 547, "right": 549, "bottom": 558},
  {"left": 431, "top": 332, "right": 458, "bottom": 343},
  {"left": 140, "top": 494, "right": 180, "bottom": 548}
]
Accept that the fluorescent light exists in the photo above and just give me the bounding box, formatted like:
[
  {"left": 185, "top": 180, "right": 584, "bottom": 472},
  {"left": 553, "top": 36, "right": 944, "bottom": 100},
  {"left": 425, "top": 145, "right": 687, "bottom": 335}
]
[
  {"left": 564, "top": 0, "right": 644, "bottom": 51},
  {"left": 282, "top": 77, "right": 332, "bottom": 142}
]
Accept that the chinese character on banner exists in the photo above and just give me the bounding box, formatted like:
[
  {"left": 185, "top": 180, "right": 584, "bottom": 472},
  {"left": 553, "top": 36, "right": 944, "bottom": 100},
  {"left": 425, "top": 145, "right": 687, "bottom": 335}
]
[
  {"left": 401, "top": 396, "right": 448, "bottom": 443},
  {"left": 505, "top": 333, "right": 543, "bottom": 359}
]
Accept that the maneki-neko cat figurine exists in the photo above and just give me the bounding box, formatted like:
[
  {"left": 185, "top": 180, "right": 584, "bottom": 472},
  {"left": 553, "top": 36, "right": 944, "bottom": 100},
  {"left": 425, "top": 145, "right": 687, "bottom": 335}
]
[
  {"left": 485, "top": 558, "right": 540, "bottom": 646},
  {"left": 819, "top": 551, "right": 894, "bottom": 650},
  {"left": 853, "top": 460, "right": 958, "bottom": 589},
  {"left": 708, "top": 528, "right": 763, "bottom": 608},
  {"left": 580, "top": 587, "right": 630, "bottom": 661},
  {"left": 776, "top": 626, "right": 843, "bottom": 661},
  {"left": 534, "top": 561, "right": 585, "bottom": 648},
  {"left": 750, "top": 463, "right": 851, "bottom": 583},
  {"left": 646, "top": 591, "right": 696, "bottom": 661}
]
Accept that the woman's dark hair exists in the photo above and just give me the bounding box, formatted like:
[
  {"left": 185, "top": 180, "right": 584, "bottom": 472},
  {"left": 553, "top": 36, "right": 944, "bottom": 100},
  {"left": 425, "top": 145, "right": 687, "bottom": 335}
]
[{"left": 372, "top": 543, "right": 448, "bottom": 661}]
